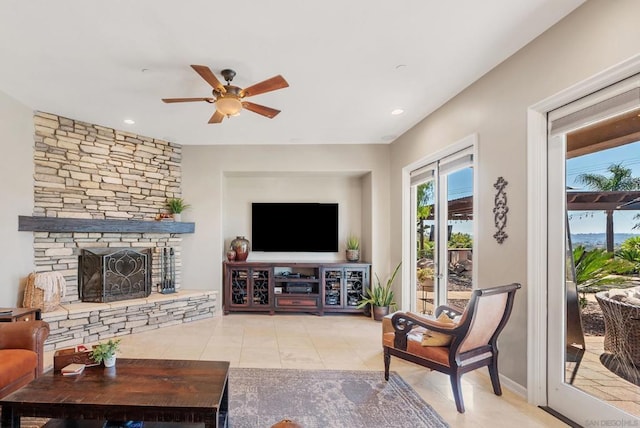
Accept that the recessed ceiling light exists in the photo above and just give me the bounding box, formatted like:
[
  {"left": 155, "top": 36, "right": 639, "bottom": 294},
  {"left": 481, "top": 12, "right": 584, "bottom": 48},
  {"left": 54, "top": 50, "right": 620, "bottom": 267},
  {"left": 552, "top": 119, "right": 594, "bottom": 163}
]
[
  {"left": 123, "top": 119, "right": 135, "bottom": 125},
  {"left": 391, "top": 109, "right": 404, "bottom": 115}
]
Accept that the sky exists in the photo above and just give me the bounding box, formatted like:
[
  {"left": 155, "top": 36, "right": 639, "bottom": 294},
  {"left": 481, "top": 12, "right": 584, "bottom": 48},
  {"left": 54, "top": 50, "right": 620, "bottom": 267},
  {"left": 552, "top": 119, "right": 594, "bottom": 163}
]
[
  {"left": 419, "top": 140, "right": 640, "bottom": 237},
  {"left": 566, "top": 140, "right": 640, "bottom": 234}
]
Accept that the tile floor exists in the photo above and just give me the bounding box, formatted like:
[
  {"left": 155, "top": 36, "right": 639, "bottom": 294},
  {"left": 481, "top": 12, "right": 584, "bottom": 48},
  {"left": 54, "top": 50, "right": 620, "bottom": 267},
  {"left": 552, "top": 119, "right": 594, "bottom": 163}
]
[{"left": 44, "top": 314, "right": 568, "bottom": 428}]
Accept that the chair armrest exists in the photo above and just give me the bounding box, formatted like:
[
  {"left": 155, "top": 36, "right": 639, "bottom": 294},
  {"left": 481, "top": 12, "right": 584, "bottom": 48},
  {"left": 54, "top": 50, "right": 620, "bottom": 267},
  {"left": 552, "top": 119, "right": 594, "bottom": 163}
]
[
  {"left": 0, "top": 321, "right": 50, "bottom": 376},
  {"left": 392, "top": 312, "right": 461, "bottom": 336}
]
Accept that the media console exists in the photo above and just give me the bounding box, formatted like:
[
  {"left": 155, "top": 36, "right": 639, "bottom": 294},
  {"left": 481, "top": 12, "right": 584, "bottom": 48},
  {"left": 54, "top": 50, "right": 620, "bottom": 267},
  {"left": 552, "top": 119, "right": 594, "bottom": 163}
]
[{"left": 223, "top": 261, "right": 371, "bottom": 315}]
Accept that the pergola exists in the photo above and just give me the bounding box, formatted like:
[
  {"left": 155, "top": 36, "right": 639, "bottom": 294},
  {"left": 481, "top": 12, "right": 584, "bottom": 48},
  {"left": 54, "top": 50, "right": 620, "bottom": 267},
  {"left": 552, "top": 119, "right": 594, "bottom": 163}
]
[
  {"left": 424, "top": 195, "right": 473, "bottom": 221},
  {"left": 567, "top": 191, "right": 640, "bottom": 211},
  {"left": 567, "top": 190, "right": 640, "bottom": 251}
]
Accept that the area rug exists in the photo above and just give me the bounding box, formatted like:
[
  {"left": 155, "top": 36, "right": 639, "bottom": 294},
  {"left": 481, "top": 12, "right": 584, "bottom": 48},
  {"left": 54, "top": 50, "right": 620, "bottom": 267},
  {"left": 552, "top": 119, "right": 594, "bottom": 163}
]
[{"left": 228, "top": 368, "right": 449, "bottom": 428}]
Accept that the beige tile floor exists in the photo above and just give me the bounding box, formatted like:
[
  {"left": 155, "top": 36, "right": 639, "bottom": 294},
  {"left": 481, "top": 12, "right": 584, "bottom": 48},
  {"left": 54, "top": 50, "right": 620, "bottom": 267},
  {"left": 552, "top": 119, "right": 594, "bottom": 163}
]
[{"left": 44, "top": 314, "right": 568, "bottom": 428}]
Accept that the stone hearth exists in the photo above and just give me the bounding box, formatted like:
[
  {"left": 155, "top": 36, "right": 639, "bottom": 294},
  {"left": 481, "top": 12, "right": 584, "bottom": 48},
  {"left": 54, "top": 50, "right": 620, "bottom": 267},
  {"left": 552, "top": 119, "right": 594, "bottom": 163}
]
[{"left": 43, "top": 290, "right": 217, "bottom": 351}]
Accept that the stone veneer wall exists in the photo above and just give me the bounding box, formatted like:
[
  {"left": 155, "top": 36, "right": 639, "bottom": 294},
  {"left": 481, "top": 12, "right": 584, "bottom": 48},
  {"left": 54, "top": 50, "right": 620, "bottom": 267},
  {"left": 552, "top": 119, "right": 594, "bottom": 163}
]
[{"left": 31, "top": 112, "right": 184, "bottom": 302}]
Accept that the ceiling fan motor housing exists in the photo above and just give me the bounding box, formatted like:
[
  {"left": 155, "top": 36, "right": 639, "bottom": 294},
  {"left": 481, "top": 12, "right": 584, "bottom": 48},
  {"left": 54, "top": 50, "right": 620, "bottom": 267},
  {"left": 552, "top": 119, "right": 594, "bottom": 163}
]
[{"left": 221, "top": 69, "right": 236, "bottom": 83}]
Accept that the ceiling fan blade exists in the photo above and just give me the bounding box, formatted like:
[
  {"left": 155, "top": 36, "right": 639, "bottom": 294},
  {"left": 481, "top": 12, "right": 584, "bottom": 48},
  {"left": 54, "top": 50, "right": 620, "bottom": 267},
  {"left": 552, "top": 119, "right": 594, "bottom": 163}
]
[
  {"left": 191, "top": 65, "right": 226, "bottom": 93},
  {"left": 162, "top": 97, "right": 214, "bottom": 103},
  {"left": 240, "top": 75, "right": 289, "bottom": 98},
  {"left": 242, "top": 101, "right": 281, "bottom": 119},
  {"left": 208, "top": 110, "right": 225, "bottom": 124}
]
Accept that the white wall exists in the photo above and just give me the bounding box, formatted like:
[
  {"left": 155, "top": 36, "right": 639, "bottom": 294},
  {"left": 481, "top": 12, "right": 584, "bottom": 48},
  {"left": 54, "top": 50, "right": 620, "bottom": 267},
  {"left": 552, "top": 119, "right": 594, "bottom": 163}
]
[
  {"left": 223, "top": 173, "right": 364, "bottom": 262},
  {"left": 0, "top": 90, "right": 34, "bottom": 306},
  {"left": 181, "top": 144, "right": 390, "bottom": 297},
  {"left": 389, "top": 0, "right": 640, "bottom": 388}
]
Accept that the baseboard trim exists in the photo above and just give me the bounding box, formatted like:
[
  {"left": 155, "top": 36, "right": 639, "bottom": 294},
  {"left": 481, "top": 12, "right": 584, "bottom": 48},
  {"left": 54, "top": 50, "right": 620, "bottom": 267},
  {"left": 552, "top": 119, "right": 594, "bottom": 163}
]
[
  {"left": 539, "top": 406, "right": 581, "bottom": 428},
  {"left": 499, "top": 372, "right": 527, "bottom": 398}
]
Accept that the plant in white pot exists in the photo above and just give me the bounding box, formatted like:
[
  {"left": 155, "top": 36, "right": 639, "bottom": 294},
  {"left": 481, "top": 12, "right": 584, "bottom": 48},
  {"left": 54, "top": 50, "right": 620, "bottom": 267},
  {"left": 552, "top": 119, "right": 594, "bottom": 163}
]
[
  {"left": 166, "top": 198, "right": 190, "bottom": 222},
  {"left": 346, "top": 235, "right": 360, "bottom": 262},
  {"left": 357, "top": 262, "right": 401, "bottom": 321},
  {"left": 90, "top": 339, "right": 121, "bottom": 368}
]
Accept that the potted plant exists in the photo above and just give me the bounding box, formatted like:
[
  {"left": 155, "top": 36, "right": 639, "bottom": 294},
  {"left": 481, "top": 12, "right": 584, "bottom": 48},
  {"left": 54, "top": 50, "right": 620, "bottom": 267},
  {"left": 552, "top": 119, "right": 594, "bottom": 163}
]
[
  {"left": 346, "top": 235, "right": 360, "bottom": 261},
  {"left": 357, "top": 262, "right": 401, "bottom": 321},
  {"left": 90, "top": 339, "right": 121, "bottom": 368},
  {"left": 417, "top": 266, "right": 435, "bottom": 292},
  {"left": 166, "top": 198, "right": 190, "bottom": 222}
]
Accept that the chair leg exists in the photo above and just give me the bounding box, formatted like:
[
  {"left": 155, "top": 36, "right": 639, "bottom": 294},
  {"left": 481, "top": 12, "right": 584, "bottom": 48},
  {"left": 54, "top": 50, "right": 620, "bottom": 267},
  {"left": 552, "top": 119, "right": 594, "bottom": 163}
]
[
  {"left": 488, "top": 358, "right": 502, "bottom": 396},
  {"left": 384, "top": 347, "right": 391, "bottom": 381},
  {"left": 450, "top": 372, "right": 465, "bottom": 413}
]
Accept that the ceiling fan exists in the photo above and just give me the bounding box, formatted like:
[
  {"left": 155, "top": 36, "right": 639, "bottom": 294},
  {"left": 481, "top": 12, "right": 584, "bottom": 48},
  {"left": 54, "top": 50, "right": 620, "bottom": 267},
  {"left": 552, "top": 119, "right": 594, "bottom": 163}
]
[{"left": 162, "top": 65, "right": 289, "bottom": 124}]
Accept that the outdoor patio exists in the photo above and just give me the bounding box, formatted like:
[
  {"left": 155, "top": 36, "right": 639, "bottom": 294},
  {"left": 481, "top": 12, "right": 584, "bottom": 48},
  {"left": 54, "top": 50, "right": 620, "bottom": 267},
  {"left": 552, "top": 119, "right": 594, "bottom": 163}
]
[{"left": 569, "top": 334, "right": 640, "bottom": 416}]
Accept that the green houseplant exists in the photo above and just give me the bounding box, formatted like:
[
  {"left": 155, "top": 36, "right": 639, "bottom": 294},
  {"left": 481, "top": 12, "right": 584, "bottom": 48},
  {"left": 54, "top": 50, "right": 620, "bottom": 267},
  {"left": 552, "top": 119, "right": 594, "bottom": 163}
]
[
  {"left": 90, "top": 339, "right": 121, "bottom": 367},
  {"left": 357, "top": 261, "right": 401, "bottom": 320},
  {"left": 346, "top": 235, "right": 360, "bottom": 262},
  {"left": 166, "top": 198, "right": 190, "bottom": 221}
]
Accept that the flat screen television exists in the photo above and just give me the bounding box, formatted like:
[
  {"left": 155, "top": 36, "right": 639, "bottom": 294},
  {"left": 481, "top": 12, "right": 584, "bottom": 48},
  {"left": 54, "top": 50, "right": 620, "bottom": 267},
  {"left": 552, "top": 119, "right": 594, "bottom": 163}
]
[{"left": 252, "top": 203, "right": 339, "bottom": 252}]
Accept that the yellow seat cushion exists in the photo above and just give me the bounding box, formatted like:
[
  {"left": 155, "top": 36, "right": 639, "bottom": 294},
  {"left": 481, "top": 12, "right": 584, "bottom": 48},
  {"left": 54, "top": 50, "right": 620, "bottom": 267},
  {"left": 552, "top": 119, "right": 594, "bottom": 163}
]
[{"left": 421, "top": 312, "right": 455, "bottom": 346}]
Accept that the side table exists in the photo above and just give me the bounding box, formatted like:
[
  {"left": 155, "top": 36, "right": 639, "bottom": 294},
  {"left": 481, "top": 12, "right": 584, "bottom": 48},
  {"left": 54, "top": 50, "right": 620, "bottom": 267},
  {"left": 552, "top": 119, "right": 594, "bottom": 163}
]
[{"left": 0, "top": 308, "right": 41, "bottom": 322}]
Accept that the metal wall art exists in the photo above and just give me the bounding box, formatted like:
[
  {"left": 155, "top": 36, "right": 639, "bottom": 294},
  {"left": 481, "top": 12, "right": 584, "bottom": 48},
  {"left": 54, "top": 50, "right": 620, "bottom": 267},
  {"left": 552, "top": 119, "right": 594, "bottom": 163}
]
[{"left": 493, "top": 176, "right": 509, "bottom": 244}]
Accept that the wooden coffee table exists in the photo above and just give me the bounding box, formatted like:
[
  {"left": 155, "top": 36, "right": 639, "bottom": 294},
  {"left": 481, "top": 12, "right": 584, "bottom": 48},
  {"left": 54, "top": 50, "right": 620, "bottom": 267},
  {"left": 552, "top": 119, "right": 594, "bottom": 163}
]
[{"left": 0, "top": 359, "right": 229, "bottom": 428}]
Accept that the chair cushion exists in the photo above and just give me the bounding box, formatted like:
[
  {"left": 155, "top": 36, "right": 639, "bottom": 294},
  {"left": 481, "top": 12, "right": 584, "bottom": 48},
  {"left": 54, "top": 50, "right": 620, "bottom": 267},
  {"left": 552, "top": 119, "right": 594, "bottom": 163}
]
[
  {"left": 0, "top": 349, "right": 37, "bottom": 388},
  {"left": 385, "top": 332, "right": 451, "bottom": 366},
  {"left": 421, "top": 312, "right": 455, "bottom": 346}
]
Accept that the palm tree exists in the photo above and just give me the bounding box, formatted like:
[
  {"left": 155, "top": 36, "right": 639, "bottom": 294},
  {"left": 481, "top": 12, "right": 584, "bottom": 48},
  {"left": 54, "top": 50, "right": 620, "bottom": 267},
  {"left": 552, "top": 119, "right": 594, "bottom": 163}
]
[
  {"left": 416, "top": 181, "right": 433, "bottom": 257},
  {"left": 576, "top": 163, "right": 640, "bottom": 252}
]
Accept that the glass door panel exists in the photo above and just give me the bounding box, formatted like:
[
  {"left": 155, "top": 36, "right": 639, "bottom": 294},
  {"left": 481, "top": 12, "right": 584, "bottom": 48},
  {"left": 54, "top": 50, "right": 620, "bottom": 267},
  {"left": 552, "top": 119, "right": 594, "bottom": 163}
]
[
  {"left": 411, "top": 148, "right": 474, "bottom": 314},
  {"left": 547, "top": 81, "right": 640, "bottom": 423},
  {"left": 445, "top": 167, "right": 473, "bottom": 310},
  {"left": 416, "top": 179, "right": 436, "bottom": 314}
]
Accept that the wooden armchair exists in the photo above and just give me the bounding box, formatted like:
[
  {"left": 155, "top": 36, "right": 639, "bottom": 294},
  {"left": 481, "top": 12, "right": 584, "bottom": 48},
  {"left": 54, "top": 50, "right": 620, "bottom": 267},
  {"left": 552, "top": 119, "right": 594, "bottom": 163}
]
[{"left": 383, "top": 283, "right": 520, "bottom": 413}]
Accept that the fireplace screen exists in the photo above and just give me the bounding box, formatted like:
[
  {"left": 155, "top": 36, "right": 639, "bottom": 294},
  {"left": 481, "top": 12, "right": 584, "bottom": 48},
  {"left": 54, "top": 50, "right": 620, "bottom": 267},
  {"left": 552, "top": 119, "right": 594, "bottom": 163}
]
[{"left": 79, "top": 248, "right": 152, "bottom": 303}]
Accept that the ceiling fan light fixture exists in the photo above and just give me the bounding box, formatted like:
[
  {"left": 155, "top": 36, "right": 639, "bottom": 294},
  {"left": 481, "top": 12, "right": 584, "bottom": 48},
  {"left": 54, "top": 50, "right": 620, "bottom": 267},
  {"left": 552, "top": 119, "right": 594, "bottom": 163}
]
[
  {"left": 216, "top": 95, "right": 243, "bottom": 117},
  {"left": 163, "top": 65, "right": 288, "bottom": 123}
]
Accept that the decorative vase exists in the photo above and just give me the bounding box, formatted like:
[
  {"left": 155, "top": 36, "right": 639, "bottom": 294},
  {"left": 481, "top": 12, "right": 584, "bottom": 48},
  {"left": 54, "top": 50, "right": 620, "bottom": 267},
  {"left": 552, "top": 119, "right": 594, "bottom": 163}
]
[
  {"left": 372, "top": 305, "right": 389, "bottom": 321},
  {"left": 104, "top": 355, "right": 116, "bottom": 368},
  {"left": 226, "top": 249, "right": 237, "bottom": 262},
  {"left": 346, "top": 249, "right": 360, "bottom": 262},
  {"left": 173, "top": 213, "right": 182, "bottom": 222},
  {"left": 230, "top": 236, "right": 250, "bottom": 261}
]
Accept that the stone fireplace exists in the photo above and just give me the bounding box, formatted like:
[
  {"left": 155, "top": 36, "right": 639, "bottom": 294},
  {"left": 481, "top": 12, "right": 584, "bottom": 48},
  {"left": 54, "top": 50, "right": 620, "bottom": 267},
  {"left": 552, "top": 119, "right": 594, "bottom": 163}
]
[
  {"left": 26, "top": 112, "right": 216, "bottom": 352},
  {"left": 30, "top": 112, "right": 184, "bottom": 302}
]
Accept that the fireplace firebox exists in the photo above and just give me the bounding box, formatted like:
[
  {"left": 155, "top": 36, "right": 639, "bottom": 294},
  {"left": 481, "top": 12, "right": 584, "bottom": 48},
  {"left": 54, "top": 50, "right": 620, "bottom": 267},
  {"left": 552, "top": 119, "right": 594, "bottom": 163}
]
[{"left": 78, "top": 248, "right": 152, "bottom": 303}]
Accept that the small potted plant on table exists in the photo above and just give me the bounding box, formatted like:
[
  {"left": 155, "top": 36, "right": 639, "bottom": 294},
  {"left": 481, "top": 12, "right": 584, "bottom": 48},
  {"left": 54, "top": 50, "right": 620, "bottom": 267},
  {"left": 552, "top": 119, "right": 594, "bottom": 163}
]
[{"left": 90, "top": 339, "right": 121, "bottom": 368}]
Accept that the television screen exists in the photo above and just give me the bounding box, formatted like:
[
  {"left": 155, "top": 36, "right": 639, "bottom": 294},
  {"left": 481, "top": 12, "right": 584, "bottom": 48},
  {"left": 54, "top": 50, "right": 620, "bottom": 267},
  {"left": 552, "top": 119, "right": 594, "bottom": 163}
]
[{"left": 252, "top": 203, "right": 339, "bottom": 252}]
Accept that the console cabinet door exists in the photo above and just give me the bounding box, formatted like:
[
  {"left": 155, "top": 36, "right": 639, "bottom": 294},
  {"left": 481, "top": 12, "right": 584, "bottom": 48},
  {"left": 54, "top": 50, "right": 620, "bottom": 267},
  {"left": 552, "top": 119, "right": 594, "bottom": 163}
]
[
  {"left": 344, "top": 267, "right": 367, "bottom": 309},
  {"left": 322, "top": 266, "right": 369, "bottom": 312},
  {"left": 323, "top": 268, "right": 343, "bottom": 309},
  {"left": 227, "top": 267, "right": 271, "bottom": 311},
  {"left": 249, "top": 268, "right": 271, "bottom": 308}
]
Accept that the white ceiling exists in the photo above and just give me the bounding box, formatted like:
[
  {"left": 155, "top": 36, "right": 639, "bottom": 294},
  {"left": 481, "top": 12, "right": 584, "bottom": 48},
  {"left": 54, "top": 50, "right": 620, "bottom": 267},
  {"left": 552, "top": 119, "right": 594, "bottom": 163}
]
[{"left": 0, "top": 0, "right": 584, "bottom": 146}]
